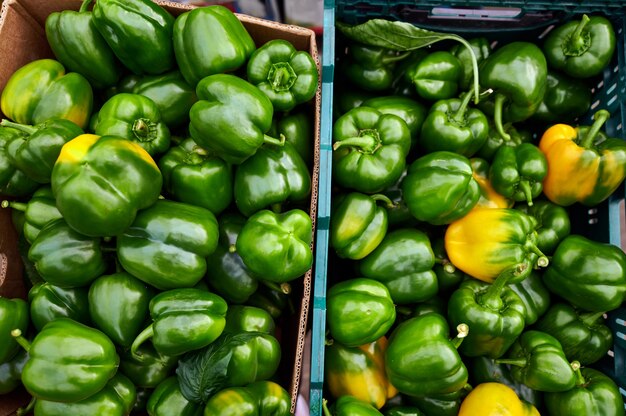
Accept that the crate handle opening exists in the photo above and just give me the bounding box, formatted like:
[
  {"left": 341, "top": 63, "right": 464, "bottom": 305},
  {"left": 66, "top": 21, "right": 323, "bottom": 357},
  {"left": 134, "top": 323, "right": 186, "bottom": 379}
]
[{"left": 430, "top": 6, "right": 522, "bottom": 21}]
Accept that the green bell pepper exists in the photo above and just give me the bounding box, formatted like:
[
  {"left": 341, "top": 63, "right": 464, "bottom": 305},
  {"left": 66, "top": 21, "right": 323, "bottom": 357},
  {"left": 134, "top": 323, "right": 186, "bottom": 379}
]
[
  {"left": 28, "top": 218, "right": 106, "bottom": 287},
  {"left": 450, "top": 37, "right": 491, "bottom": 90},
  {"left": 431, "top": 237, "right": 465, "bottom": 294},
  {"left": 545, "top": 364, "right": 625, "bottom": 416},
  {"left": 327, "top": 278, "right": 396, "bottom": 347},
  {"left": 324, "top": 396, "right": 384, "bottom": 416},
  {"left": 358, "top": 228, "right": 438, "bottom": 304},
  {"left": 1, "top": 186, "right": 62, "bottom": 244},
  {"left": 131, "top": 288, "right": 227, "bottom": 357},
  {"left": 234, "top": 141, "right": 311, "bottom": 216},
  {"left": 489, "top": 143, "right": 548, "bottom": 206},
  {"left": 543, "top": 14, "right": 616, "bottom": 78},
  {"left": 147, "top": 376, "right": 202, "bottom": 416},
  {"left": 419, "top": 92, "right": 489, "bottom": 156},
  {"left": 479, "top": 42, "right": 547, "bottom": 139},
  {"left": 247, "top": 39, "right": 318, "bottom": 112},
  {"left": 12, "top": 318, "right": 119, "bottom": 402},
  {"left": 269, "top": 110, "right": 313, "bottom": 165},
  {"left": 224, "top": 305, "right": 275, "bottom": 335},
  {"left": 159, "top": 138, "right": 233, "bottom": 215},
  {"left": 51, "top": 134, "right": 162, "bottom": 237},
  {"left": 45, "top": 0, "right": 123, "bottom": 89},
  {"left": 92, "top": 0, "right": 175, "bottom": 75},
  {"left": 205, "top": 213, "right": 259, "bottom": 304},
  {"left": 406, "top": 51, "right": 462, "bottom": 101},
  {"left": 515, "top": 200, "right": 571, "bottom": 255},
  {"left": 0, "top": 118, "right": 83, "bottom": 183},
  {"left": 342, "top": 43, "right": 410, "bottom": 92},
  {"left": 384, "top": 406, "right": 425, "bottom": 416},
  {"left": 31, "top": 372, "right": 136, "bottom": 416},
  {"left": 202, "top": 381, "right": 291, "bottom": 416},
  {"left": 95, "top": 93, "right": 170, "bottom": 156},
  {"left": 0, "top": 59, "right": 93, "bottom": 129},
  {"left": 535, "top": 303, "right": 612, "bottom": 366},
  {"left": 401, "top": 151, "right": 480, "bottom": 225},
  {"left": 332, "top": 106, "right": 411, "bottom": 193},
  {"left": 246, "top": 284, "right": 292, "bottom": 320},
  {"left": 133, "top": 388, "right": 151, "bottom": 413},
  {"left": 173, "top": 5, "right": 256, "bottom": 87},
  {"left": 28, "top": 282, "right": 90, "bottom": 332},
  {"left": 0, "top": 349, "right": 27, "bottom": 394},
  {"left": 531, "top": 71, "right": 592, "bottom": 122},
  {"left": 391, "top": 50, "right": 428, "bottom": 98},
  {"left": 509, "top": 271, "right": 551, "bottom": 326},
  {"left": 89, "top": 272, "right": 155, "bottom": 349},
  {"left": 331, "top": 192, "right": 392, "bottom": 260},
  {"left": 235, "top": 209, "right": 313, "bottom": 283},
  {"left": 476, "top": 122, "right": 531, "bottom": 161},
  {"left": 0, "top": 297, "right": 28, "bottom": 364},
  {"left": 382, "top": 170, "right": 418, "bottom": 229},
  {"left": 335, "top": 86, "right": 377, "bottom": 115},
  {"left": 543, "top": 234, "right": 626, "bottom": 312},
  {"left": 496, "top": 330, "right": 576, "bottom": 392},
  {"left": 385, "top": 313, "right": 469, "bottom": 397},
  {"left": 408, "top": 389, "right": 470, "bottom": 416},
  {"left": 470, "top": 157, "right": 514, "bottom": 210},
  {"left": 190, "top": 74, "right": 283, "bottom": 165},
  {"left": 447, "top": 266, "right": 526, "bottom": 358},
  {"left": 0, "top": 127, "right": 38, "bottom": 197},
  {"left": 119, "top": 344, "right": 178, "bottom": 389},
  {"left": 117, "top": 200, "right": 219, "bottom": 290}
]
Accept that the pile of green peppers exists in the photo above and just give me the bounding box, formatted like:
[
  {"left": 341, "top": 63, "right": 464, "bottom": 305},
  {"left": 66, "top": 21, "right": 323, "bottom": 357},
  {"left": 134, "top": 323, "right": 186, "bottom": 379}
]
[
  {"left": 325, "top": 12, "right": 626, "bottom": 416},
  {"left": 0, "top": 0, "right": 319, "bottom": 415}
]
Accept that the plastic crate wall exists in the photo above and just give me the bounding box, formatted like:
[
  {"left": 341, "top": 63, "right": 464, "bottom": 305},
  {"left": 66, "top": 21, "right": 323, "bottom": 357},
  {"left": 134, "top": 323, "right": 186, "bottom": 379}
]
[{"left": 312, "top": 1, "right": 626, "bottom": 415}]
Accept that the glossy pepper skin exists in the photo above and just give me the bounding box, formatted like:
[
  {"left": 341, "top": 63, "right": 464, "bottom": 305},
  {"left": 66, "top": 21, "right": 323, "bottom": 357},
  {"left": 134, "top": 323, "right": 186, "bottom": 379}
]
[
  {"left": 326, "top": 336, "right": 398, "bottom": 409},
  {"left": 159, "top": 138, "right": 233, "bottom": 215},
  {"left": 95, "top": 93, "right": 171, "bottom": 156},
  {"left": 119, "top": 344, "right": 177, "bottom": 389},
  {"left": 407, "top": 51, "right": 462, "bottom": 101},
  {"left": 190, "top": 74, "right": 283, "bottom": 165},
  {"left": 45, "top": 0, "right": 122, "bottom": 89},
  {"left": 333, "top": 106, "right": 411, "bottom": 193},
  {"left": 470, "top": 158, "right": 513, "bottom": 210},
  {"left": 247, "top": 39, "right": 318, "bottom": 112},
  {"left": 117, "top": 200, "right": 219, "bottom": 290},
  {"left": 458, "top": 382, "right": 540, "bottom": 416},
  {"left": 342, "top": 43, "right": 410, "bottom": 92},
  {"left": 402, "top": 151, "right": 480, "bottom": 225},
  {"left": 51, "top": 134, "right": 162, "bottom": 237},
  {"left": 532, "top": 71, "right": 592, "bottom": 122},
  {"left": 420, "top": 92, "right": 489, "bottom": 156},
  {"left": 0, "top": 349, "right": 27, "bottom": 394},
  {"left": 1, "top": 118, "right": 83, "bottom": 183},
  {"left": 28, "top": 219, "right": 106, "bottom": 288},
  {"left": 476, "top": 123, "right": 531, "bottom": 161},
  {"left": 236, "top": 209, "right": 313, "bottom": 283},
  {"left": 385, "top": 313, "right": 469, "bottom": 397},
  {"left": 543, "top": 14, "right": 616, "bottom": 78},
  {"left": 539, "top": 109, "right": 626, "bottom": 206},
  {"left": 489, "top": 143, "right": 548, "bottom": 206},
  {"left": 543, "top": 234, "right": 626, "bottom": 312},
  {"left": 203, "top": 381, "right": 291, "bottom": 416},
  {"left": 0, "top": 59, "right": 93, "bottom": 129},
  {"left": 147, "top": 377, "right": 202, "bottom": 416},
  {"left": 327, "top": 278, "right": 396, "bottom": 347},
  {"left": 89, "top": 272, "right": 155, "bottom": 349},
  {"left": 234, "top": 141, "right": 311, "bottom": 216},
  {"left": 509, "top": 272, "right": 551, "bottom": 326},
  {"left": 479, "top": 42, "right": 547, "bottom": 139},
  {"left": 205, "top": 213, "right": 258, "bottom": 304},
  {"left": 269, "top": 110, "right": 313, "bottom": 165},
  {"left": 450, "top": 37, "right": 491, "bottom": 90},
  {"left": 0, "top": 127, "right": 38, "bottom": 197},
  {"left": 545, "top": 365, "right": 626, "bottom": 416},
  {"left": 13, "top": 318, "right": 119, "bottom": 402},
  {"left": 224, "top": 305, "right": 276, "bottom": 335},
  {"left": 2, "top": 186, "right": 62, "bottom": 244},
  {"left": 92, "top": 0, "right": 175, "bottom": 75},
  {"left": 445, "top": 208, "right": 549, "bottom": 283},
  {"left": 408, "top": 390, "right": 468, "bottom": 416},
  {"left": 28, "top": 283, "right": 90, "bottom": 332},
  {"left": 447, "top": 266, "right": 526, "bottom": 358},
  {"left": 496, "top": 330, "right": 576, "bottom": 392},
  {"left": 173, "top": 5, "right": 256, "bottom": 87},
  {"left": 32, "top": 372, "right": 136, "bottom": 416},
  {"left": 0, "top": 297, "right": 28, "bottom": 364},
  {"left": 361, "top": 96, "right": 426, "bottom": 151},
  {"left": 535, "top": 303, "right": 612, "bottom": 365},
  {"left": 515, "top": 200, "right": 571, "bottom": 255},
  {"left": 358, "top": 228, "right": 438, "bottom": 304},
  {"left": 331, "top": 192, "right": 391, "bottom": 260},
  {"left": 324, "top": 396, "right": 384, "bottom": 416}
]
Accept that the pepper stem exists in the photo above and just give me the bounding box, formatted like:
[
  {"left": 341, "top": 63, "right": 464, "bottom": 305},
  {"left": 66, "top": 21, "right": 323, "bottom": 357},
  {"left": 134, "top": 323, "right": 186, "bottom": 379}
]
[
  {"left": 569, "top": 15, "right": 591, "bottom": 53},
  {"left": 370, "top": 193, "right": 395, "bottom": 209},
  {"left": 494, "top": 357, "right": 527, "bottom": 367},
  {"left": 580, "top": 109, "right": 610, "bottom": 148},
  {"left": 79, "top": 0, "right": 94, "bottom": 12},
  {"left": 1, "top": 119, "right": 36, "bottom": 134},
  {"left": 228, "top": 244, "right": 237, "bottom": 254},
  {"left": 1, "top": 200, "right": 27, "bottom": 211},
  {"left": 322, "top": 399, "right": 333, "bottom": 416},
  {"left": 262, "top": 280, "right": 292, "bottom": 295},
  {"left": 571, "top": 361, "right": 587, "bottom": 386},
  {"left": 519, "top": 180, "right": 534, "bottom": 206},
  {"left": 580, "top": 311, "right": 605, "bottom": 327},
  {"left": 16, "top": 397, "right": 35, "bottom": 416},
  {"left": 451, "top": 323, "right": 469, "bottom": 349},
  {"left": 434, "top": 257, "right": 456, "bottom": 274},
  {"left": 453, "top": 91, "right": 473, "bottom": 124},
  {"left": 481, "top": 264, "right": 523, "bottom": 309},
  {"left": 11, "top": 329, "right": 30, "bottom": 352},
  {"left": 130, "top": 324, "right": 154, "bottom": 361},
  {"left": 263, "top": 133, "right": 286, "bottom": 147},
  {"left": 493, "top": 94, "right": 511, "bottom": 141},
  {"left": 132, "top": 118, "right": 153, "bottom": 140},
  {"left": 332, "top": 134, "right": 380, "bottom": 154},
  {"left": 525, "top": 241, "right": 549, "bottom": 268}
]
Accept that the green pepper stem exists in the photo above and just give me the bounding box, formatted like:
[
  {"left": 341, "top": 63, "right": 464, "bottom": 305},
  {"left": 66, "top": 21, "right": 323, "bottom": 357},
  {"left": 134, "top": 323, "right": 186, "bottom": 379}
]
[
  {"left": 228, "top": 244, "right": 237, "bottom": 254},
  {"left": 580, "top": 109, "right": 610, "bottom": 148},
  {"left": 11, "top": 329, "right": 30, "bottom": 352},
  {"left": 569, "top": 15, "right": 591, "bottom": 52},
  {"left": 580, "top": 311, "right": 605, "bottom": 327},
  {"left": 333, "top": 135, "right": 379, "bottom": 153},
  {"left": 1, "top": 200, "right": 27, "bottom": 211},
  {"left": 1, "top": 119, "right": 36, "bottom": 134},
  {"left": 370, "top": 193, "right": 395, "bottom": 209},
  {"left": 494, "top": 357, "right": 527, "bottom": 367},
  {"left": 451, "top": 323, "right": 469, "bottom": 349},
  {"left": 519, "top": 179, "right": 534, "bottom": 206},
  {"left": 481, "top": 264, "right": 522, "bottom": 309},
  {"left": 130, "top": 324, "right": 154, "bottom": 361},
  {"left": 453, "top": 91, "right": 473, "bottom": 123},
  {"left": 262, "top": 280, "right": 292, "bottom": 295},
  {"left": 79, "top": 0, "right": 94, "bottom": 12},
  {"left": 16, "top": 397, "right": 35, "bottom": 416},
  {"left": 493, "top": 94, "right": 511, "bottom": 141},
  {"left": 525, "top": 241, "right": 549, "bottom": 268},
  {"left": 434, "top": 257, "right": 456, "bottom": 274},
  {"left": 263, "top": 133, "right": 286, "bottom": 147},
  {"left": 571, "top": 361, "right": 587, "bottom": 386},
  {"left": 322, "top": 399, "right": 333, "bottom": 416},
  {"left": 449, "top": 35, "right": 480, "bottom": 104}
]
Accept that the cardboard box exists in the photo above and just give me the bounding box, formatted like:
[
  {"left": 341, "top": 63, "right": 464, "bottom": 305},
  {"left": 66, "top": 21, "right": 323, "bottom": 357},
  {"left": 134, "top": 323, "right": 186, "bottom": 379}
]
[{"left": 0, "top": 0, "right": 320, "bottom": 414}]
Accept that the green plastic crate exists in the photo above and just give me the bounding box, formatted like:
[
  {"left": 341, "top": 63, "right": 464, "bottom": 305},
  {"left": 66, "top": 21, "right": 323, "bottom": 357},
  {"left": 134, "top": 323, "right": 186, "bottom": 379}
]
[{"left": 312, "top": 1, "right": 626, "bottom": 415}]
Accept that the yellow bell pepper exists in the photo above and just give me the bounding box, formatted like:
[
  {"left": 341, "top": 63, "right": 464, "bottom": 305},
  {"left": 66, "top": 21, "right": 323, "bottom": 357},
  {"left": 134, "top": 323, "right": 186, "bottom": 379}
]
[{"left": 459, "top": 382, "right": 541, "bottom": 416}]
